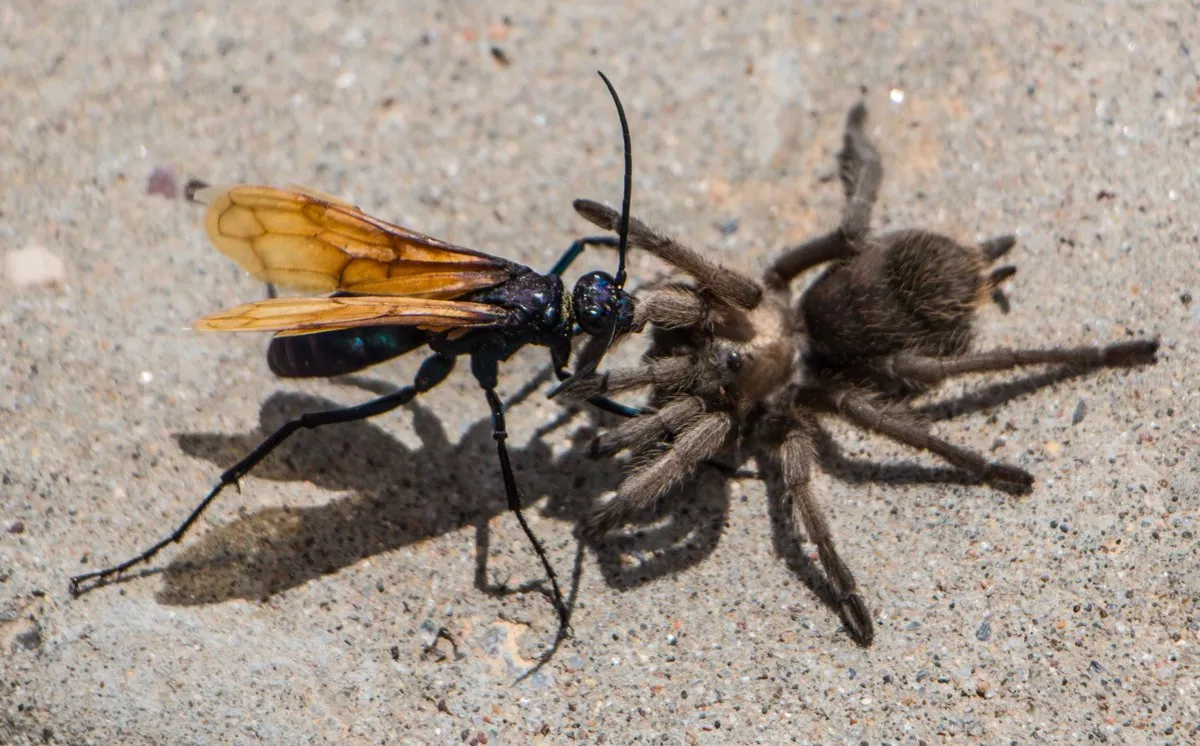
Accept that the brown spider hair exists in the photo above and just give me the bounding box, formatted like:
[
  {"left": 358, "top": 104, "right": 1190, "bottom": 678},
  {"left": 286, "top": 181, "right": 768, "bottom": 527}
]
[{"left": 562, "top": 101, "right": 1159, "bottom": 645}]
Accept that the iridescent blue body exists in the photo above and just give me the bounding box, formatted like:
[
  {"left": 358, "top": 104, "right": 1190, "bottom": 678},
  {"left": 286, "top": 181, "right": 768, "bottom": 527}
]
[{"left": 267, "top": 262, "right": 630, "bottom": 381}]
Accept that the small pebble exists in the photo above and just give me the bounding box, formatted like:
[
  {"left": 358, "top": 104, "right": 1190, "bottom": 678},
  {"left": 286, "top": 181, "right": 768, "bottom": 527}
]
[
  {"left": 976, "top": 619, "right": 992, "bottom": 641},
  {"left": 1071, "top": 399, "right": 1087, "bottom": 425},
  {"left": 564, "top": 654, "right": 586, "bottom": 672},
  {"left": 1043, "top": 440, "right": 1063, "bottom": 459},
  {"left": 146, "top": 166, "right": 178, "bottom": 199},
  {"left": 3, "top": 246, "right": 66, "bottom": 288},
  {"left": 5, "top": 619, "right": 42, "bottom": 652},
  {"left": 7, "top": 520, "right": 24, "bottom": 534},
  {"left": 487, "top": 21, "right": 511, "bottom": 42},
  {"left": 717, "top": 217, "right": 740, "bottom": 236}
]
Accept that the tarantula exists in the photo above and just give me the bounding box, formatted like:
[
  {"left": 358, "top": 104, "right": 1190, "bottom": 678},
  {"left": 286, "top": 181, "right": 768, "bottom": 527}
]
[{"left": 561, "top": 102, "right": 1159, "bottom": 645}]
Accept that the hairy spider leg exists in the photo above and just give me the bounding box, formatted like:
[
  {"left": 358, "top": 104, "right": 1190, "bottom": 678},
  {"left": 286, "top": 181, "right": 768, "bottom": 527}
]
[
  {"left": 779, "top": 425, "right": 874, "bottom": 645},
  {"left": 876, "top": 339, "right": 1159, "bottom": 388},
  {"left": 764, "top": 100, "right": 884, "bottom": 290}
]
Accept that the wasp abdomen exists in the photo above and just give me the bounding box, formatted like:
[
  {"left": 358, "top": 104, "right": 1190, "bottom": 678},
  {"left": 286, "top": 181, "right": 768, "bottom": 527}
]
[{"left": 267, "top": 326, "right": 429, "bottom": 378}]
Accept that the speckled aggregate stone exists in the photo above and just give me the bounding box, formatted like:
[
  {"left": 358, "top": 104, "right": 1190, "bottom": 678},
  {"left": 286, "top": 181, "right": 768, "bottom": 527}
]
[{"left": 2, "top": 1, "right": 1197, "bottom": 743}]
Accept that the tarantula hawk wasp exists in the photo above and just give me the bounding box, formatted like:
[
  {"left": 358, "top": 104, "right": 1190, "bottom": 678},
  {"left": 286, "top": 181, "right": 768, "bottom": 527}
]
[
  {"left": 559, "top": 101, "right": 1159, "bottom": 644},
  {"left": 69, "top": 72, "right": 641, "bottom": 631}
]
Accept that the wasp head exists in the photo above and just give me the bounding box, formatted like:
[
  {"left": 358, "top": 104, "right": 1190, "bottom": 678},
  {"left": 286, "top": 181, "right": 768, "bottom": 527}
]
[{"left": 572, "top": 270, "right": 635, "bottom": 337}]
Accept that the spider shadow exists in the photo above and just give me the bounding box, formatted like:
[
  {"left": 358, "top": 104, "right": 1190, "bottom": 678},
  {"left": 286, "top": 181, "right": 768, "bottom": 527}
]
[
  {"left": 556, "top": 452, "right": 734, "bottom": 593},
  {"left": 160, "top": 379, "right": 619, "bottom": 608},
  {"left": 815, "top": 364, "right": 1104, "bottom": 491},
  {"left": 915, "top": 364, "right": 1106, "bottom": 422},
  {"left": 781, "top": 365, "right": 1117, "bottom": 639},
  {"left": 584, "top": 364, "right": 1103, "bottom": 643}
]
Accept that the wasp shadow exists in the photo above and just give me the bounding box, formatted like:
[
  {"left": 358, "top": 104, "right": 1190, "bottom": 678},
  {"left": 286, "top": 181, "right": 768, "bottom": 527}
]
[
  {"left": 161, "top": 383, "right": 733, "bottom": 606},
  {"left": 162, "top": 385, "right": 618, "bottom": 605}
]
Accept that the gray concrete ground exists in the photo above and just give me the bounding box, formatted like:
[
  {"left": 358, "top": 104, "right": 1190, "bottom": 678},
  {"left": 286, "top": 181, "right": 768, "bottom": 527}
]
[{"left": 2, "top": 1, "right": 1197, "bottom": 743}]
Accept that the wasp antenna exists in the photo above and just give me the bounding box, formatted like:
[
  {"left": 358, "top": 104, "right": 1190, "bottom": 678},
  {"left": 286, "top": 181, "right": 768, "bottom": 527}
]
[
  {"left": 547, "top": 72, "right": 634, "bottom": 398},
  {"left": 596, "top": 70, "right": 631, "bottom": 289}
]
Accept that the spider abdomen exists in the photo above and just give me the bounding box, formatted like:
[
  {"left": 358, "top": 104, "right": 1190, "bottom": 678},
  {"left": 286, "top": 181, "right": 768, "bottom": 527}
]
[
  {"left": 882, "top": 230, "right": 987, "bottom": 329},
  {"left": 801, "top": 230, "right": 988, "bottom": 366}
]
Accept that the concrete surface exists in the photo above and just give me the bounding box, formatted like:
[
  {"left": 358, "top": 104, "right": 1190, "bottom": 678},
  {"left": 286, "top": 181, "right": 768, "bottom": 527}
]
[{"left": 2, "top": 1, "right": 1197, "bottom": 743}]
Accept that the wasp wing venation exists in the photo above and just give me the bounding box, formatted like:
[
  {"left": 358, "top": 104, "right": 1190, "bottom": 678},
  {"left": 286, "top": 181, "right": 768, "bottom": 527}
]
[
  {"left": 197, "top": 185, "right": 520, "bottom": 297},
  {"left": 194, "top": 296, "right": 510, "bottom": 335}
]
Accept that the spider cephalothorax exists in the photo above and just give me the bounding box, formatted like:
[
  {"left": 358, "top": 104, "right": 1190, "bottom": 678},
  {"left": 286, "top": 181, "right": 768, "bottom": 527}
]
[{"left": 562, "top": 101, "right": 1159, "bottom": 645}]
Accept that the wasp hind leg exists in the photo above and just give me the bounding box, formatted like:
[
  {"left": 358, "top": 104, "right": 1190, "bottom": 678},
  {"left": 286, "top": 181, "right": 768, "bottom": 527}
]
[{"left": 69, "top": 353, "right": 457, "bottom": 596}]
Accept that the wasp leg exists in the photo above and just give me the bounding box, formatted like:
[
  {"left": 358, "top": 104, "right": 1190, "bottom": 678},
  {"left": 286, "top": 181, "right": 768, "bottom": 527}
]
[
  {"left": 547, "top": 235, "right": 621, "bottom": 277},
  {"left": 472, "top": 353, "right": 571, "bottom": 634},
  {"left": 553, "top": 364, "right": 642, "bottom": 418},
  {"left": 547, "top": 336, "right": 641, "bottom": 418},
  {"left": 580, "top": 395, "right": 642, "bottom": 418},
  {"left": 69, "top": 353, "right": 457, "bottom": 596}
]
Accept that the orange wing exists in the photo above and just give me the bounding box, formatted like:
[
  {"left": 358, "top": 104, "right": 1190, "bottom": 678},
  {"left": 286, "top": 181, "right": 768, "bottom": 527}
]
[
  {"left": 193, "top": 184, "right": 517, "bottom": 298},
  {"left": 194, "top": 296, "right": 509, "bottom": 336}
]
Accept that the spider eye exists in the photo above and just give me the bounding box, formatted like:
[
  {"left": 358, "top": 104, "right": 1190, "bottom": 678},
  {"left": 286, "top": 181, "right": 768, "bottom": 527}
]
[{"left": 725, "top": 351, "right": 743, "bottom": 372}]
